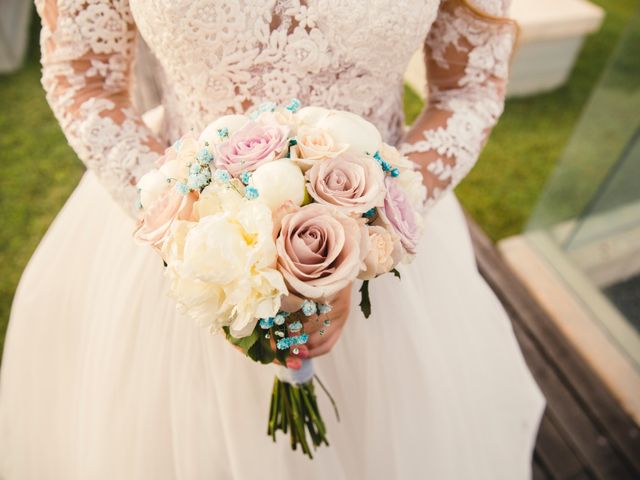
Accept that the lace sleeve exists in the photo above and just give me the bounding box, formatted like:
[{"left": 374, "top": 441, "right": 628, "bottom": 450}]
[
  {"left": 399, "top": 0, "right": 518, "bottom": 209},
  {"left": 35, "top": 0, "right": 165, "bottom": 217}
]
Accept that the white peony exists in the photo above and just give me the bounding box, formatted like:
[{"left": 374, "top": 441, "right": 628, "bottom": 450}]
[
  {"left": 162, "top": 187, "right": 287, "bottom": 336},
  {"left": 199, "top": 114, "right": 250, "bottom": 145},
  {"left": 250, "top": 159, "right": 306, "bottom": 211}
]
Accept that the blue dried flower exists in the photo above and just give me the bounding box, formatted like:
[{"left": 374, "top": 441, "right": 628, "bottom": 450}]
[
  {"left": 196, "top": 147, "right": 213, "bottom": 164},
  {"left": 259, "top": 317, "right": 274, "bottom": 329},
  {"left": 301, "top": 300, "right": 317, "bottom": 316},
  {"left": 239, "top": 171, "right": 252, "bottom": 185},
  {"left": 318, "top": 303, "right": 332, "bottom": 314},
  {"left": 214, "top": 169, "right": 231, "bottom": 183},
  {"left": 285, "top": 98, "right": 301, "bottom": 112},
  {"left": 288, "top": 321, "right": 303, "bottom": 332},
  {"left": 245, "top": 186, "right": 259, "bottom": 200}
]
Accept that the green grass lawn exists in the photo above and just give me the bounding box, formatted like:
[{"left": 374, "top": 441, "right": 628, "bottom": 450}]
[{"left": 0, "top": 0, "right": 636, "bottom": 354}]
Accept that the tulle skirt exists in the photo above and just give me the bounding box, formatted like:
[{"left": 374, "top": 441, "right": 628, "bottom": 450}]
[{"left": 0, "top": 171, "right": 544, "bottom": 479}]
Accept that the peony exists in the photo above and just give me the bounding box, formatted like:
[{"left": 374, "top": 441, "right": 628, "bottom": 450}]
[
  {"left": 214, "top": 119, "right": 290, "bottom": 176},
  {"left": 379, "top": 143, "right": 427, "bottom": 210},
  {"left": 250, "top": 159, "right": 306, "bottom": 211},
  {"left": 378, "top": 177, "right": 421, "bottom": 255},
  {"left": 276, "top": 203, "right": 369, "bottom": 300},
  {"left": 305, "top": 152, "right": 386, "bottom": 215},
  {"left": 358, "top": 225, "right": 396, "bottom": 280},
  {"left": 162, "top": 187, "right": 287, "bottom": 336},
  {"left": 292, "top": 125, "right": 347, "bottom": 171},
  {"left": 199, "top": 114, "right": 250, "bottom": 145},
  {"left": 134, "top": 188, "right": 198, "bottom": 250}
]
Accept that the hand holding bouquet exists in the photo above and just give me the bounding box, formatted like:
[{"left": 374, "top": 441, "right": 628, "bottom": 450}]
[{"left": 134, "top": 99, "right": 427, "bottom": 457}]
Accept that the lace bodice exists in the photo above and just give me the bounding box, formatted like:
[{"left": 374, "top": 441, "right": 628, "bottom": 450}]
[{"left": 35, "top": 0, "right": 517, "bottom": 216}]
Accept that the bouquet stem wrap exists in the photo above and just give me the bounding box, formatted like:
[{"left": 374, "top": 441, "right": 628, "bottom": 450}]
[{"left": 269, "top": 360, "right": 335, "bottom": 458}]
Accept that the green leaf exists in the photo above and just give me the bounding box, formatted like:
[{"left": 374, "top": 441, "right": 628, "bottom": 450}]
[
  {"left": 247, "top": 331, "right": 276, "bottom": 364},
  {"left": 223, "top": 326, "right": 259, "bottom": 354},
  {"left": 391, "top": 268, "right": 401, "bottom": 280},
  {"left": 359, "top": 280, "right": 371, "bottom": 318}
]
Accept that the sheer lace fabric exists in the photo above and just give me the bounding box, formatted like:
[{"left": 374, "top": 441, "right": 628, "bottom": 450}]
[
  {"left": 35, "top": 0, "right": 165, "bottom": 216},
  {"left": 400, "top": 0, "right": 518, "bottom": 209},
  {"left": 36, "top": 0, "right": 516, "bottom": 216}
]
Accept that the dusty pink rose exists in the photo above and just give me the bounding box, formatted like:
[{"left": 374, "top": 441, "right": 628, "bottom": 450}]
[
  {"left": 134, "top": 189, "right": 198, "bottom": 251},
  {"left": 378, "top": 177, "right": 420, "bottom": 255},
  {"left": 305, "top": 153, "right": 386, "bottom": 214},
  {"left": 214, "top": 119, "right": 289, "bottom": 176},
  {"left": 276, "top": 203, "right": 369, "bottom": 300}
]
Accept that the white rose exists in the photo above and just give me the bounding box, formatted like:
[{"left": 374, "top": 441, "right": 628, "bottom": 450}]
[
  {"left": 257, "top": 109, "right": 301, "bottom": 135},
  {"left": 159, "top": 159, "right": 187, "bottom": 181},
  {"left": 358, "top": 225, "right": 396, "bottom": 280},
  {"left": 296, "top": 106, "right": 331, "bottom": 126},
  {"left": 293, "top": 125, "right": 347, "bottom": 170},
  {"left": 250, "top": 159, "right": 306, "bottom": 211},
  {"left": 137, "top": 169, "right": 170, "bottom": 209},
  {"left": 199, "top": 114, "right": 250, "bottom": 145},
  {"left": 315, "top": 110, "right": 382, "bottom": 155}
]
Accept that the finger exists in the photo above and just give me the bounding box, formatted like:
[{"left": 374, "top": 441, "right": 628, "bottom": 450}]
[
  {"left": 307, "top": 326, "right": 343, "bottom": 358},
  {"left": 294, "top": 344, "right": 309, "bottom": 359},
  {"left": 286, "top": 356, "right": 302, "bottom": 369}
]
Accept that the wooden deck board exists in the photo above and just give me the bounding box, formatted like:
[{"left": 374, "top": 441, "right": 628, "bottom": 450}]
[{"left": 464, "top": 213, "right": 640, "bottom": 479}]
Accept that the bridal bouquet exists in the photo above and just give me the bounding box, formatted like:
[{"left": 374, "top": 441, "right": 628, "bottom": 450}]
[{"left": 134, "top": 99, "right": 426, "bottom": 457}]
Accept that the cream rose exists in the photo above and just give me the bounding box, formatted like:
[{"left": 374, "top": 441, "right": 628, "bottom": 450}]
[
  {"left": 358, "top": 226, "right": 396, "bottom": 280},
  {"left": 276, "top": 203, "right": 369, "bottom": 300},
  {"left": 292, "top": 125, "right": 347, "bottom": 171},
  {"left": 305, "top": 152, "right": 386, "bottom": 215}
]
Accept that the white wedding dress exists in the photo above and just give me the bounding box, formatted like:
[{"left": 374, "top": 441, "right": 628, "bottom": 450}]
[{"left": 0, "top": 0, "right": 545, "bottom": 478}]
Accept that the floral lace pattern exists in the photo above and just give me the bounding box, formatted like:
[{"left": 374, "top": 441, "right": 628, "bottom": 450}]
[
  {"left": 399, "top": 0, "right": 517, "bottom": 208},
  {"left": 35, "top": 0, "right": 515, "bottom": 215}
]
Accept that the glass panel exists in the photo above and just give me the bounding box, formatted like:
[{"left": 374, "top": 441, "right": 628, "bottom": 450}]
[{"left": 525, "top": 8, "right": 640, "bottom": 365}]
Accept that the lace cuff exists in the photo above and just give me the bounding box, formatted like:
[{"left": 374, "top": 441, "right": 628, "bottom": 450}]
[
  {"left": 400, "top": 0, "right": 519, "bottom": 209},
  {"left": 35, "top": 0, "right": 165, "bottom": 217}
]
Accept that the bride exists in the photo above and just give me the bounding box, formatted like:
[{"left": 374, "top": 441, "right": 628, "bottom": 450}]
[{"left": 0, "top": 0, "right": 544, "bottom": 478}]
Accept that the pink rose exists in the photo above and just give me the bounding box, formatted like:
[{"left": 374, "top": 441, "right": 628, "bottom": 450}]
[
  {"left": 214, "top": 119, "right": 289, "bottom": 177},
  {"left": 134, "top": 189, "right": 198, "bottom": 251},
  {"left": 276, "top": 203, "right": 368, "bottom": 300},
  {"left": 305, "top": 153, "right": 386, "bottom": 214},
  {"left": 378, "top": 177, "right": 420, "bottom": 255}
]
